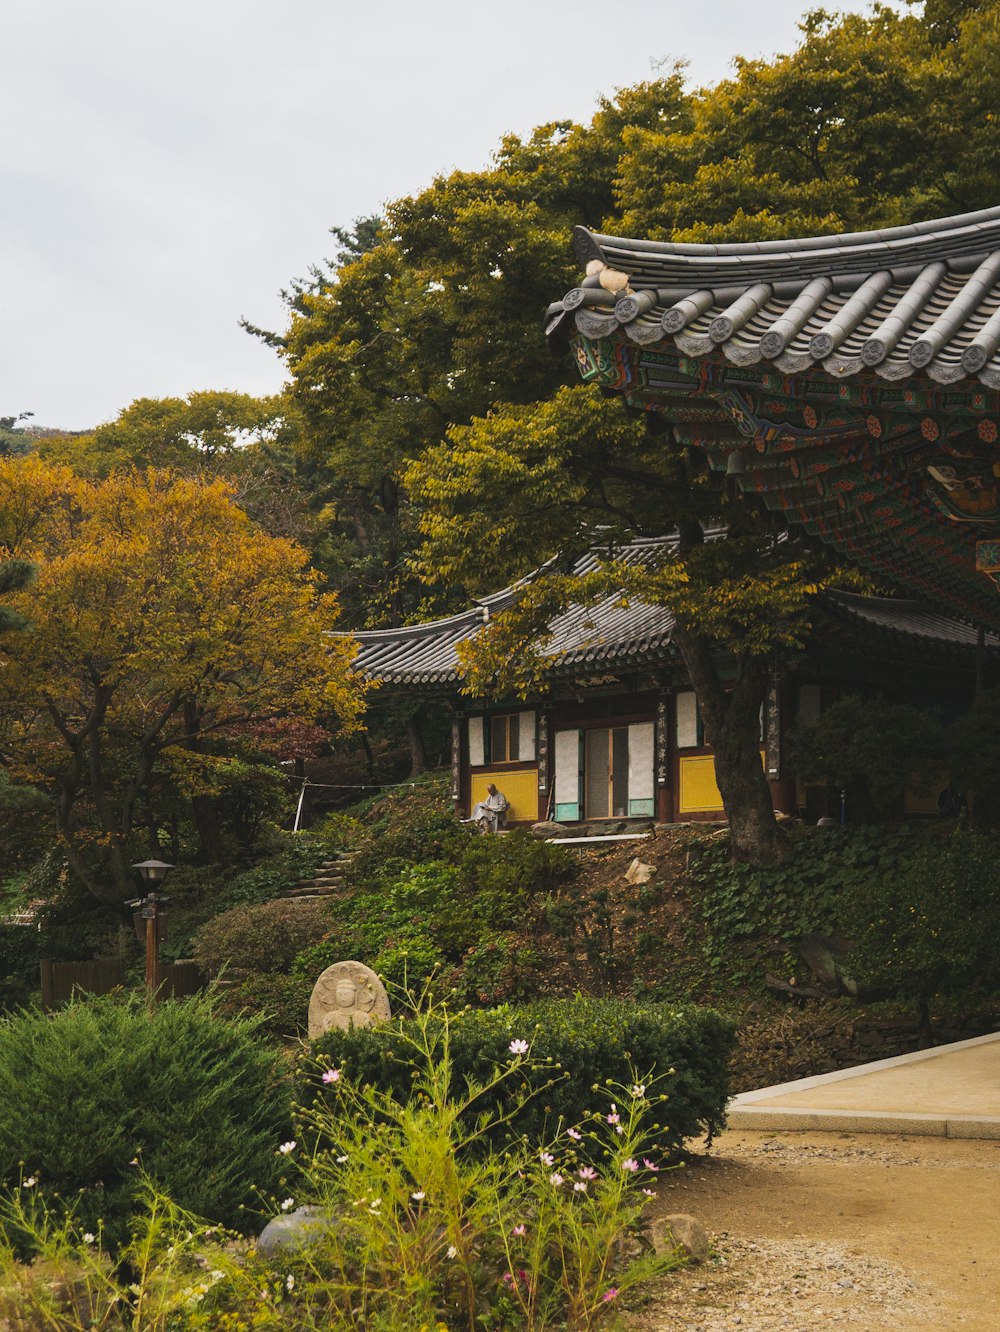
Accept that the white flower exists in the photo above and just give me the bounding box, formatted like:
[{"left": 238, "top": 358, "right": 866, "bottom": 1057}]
[
  {"left": 550, "top": 1172, "right": 565, "bottom": 1186},
  {"left": 336, "top": 1155, "right": 349, "bottom": 1164},
  {"left": 22, "top": 1177, "right": 36, "bottom": 1189},
  {"left": 82, "top": 1232, "right": 96, "bottom": 1245},
  {"left": 447, "top": 1245, "right": 458, "bottom": 1259},
  {"left": 411, "top": 1191, "right": 426, "bottom": 1201},
  {"left": 286, "top": 1274, "right": 295, "bottom": 1293},
  {"left": 539, "top": 1151, "right": 554, "bottom": 1166},
  {"left": 278, "top": 1141, "right": 296, "bottom": 1155},
  {"left": 631, "top": 1083, "right": 646, "bottom": 1098},
  {"left": 573, "top": 1181, "right": 588, "bottom": 1193},
  {"left": 508, "top": 1038, "right": 529, "bottom": 1055},
  {"left": 280, "top": 1198, "right": 295, "bottom": 1212}
]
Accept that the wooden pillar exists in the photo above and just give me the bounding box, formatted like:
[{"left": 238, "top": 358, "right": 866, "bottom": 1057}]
[
  {"left": 450, "top": 717, "right": 462, "bottom": 811},
  {"left": 655, "top": 692, "right": 670, "bottom": 823},
  {"left": 765, "top": 666, "right": 781, "bottom": 782},
  {"left": 536, "top": 710, "right": 551, "bottom": 821}
]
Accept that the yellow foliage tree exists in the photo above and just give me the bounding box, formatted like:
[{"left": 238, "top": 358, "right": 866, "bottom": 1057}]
[{"left": 0, "top": 462, "right": 364, "bottom": 902}]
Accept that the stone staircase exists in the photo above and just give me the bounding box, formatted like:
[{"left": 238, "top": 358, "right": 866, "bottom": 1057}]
[{"left": 280, "top": 852, "right": 356, "bottom": 902}]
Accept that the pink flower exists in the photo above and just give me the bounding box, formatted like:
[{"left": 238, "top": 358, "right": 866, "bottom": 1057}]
[
  {"left": 322, "top": 1068, "right": 341, "bottom": 1084},
  {"left": 642, "top": 1188, "right": 656, "bottom": 1197},
  {"left": 578, "top": 1166, "right": 597, "bottom": 1180},
  {"left": 511, "top": 1223, "right": 526, "bottom": 1237},
  {"left": 603, "top": 1287, "right": 619, "bottom": 1302},
  {"left": 539, "top": 1151, "right": 554, "bottom": 1166},
  {"left": 642, "top": 1158, "right": 660, "bottom": 1172},
  {"left": 509, "top": 1038, "right": 528, "bottom": 1055},
  {"left": 622, "top": 1158, "right": 639, "bottom": 1172},
  {"left": 550, "top": 1172, "right": 564, "bottom": 1186},
  {"left": 567, "top": 1128, "right": 582, "bottom": 1141},
  {"left": 607, "top": 1112, "right": 620, "bottom": 1126}
]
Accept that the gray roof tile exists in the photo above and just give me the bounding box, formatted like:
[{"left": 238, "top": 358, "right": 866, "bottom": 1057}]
[
  {"left": 553, "top": 210, "right": 1000, "bottom": 384},
  {"left": 347, "top": 537, "right": 995, "bottom": 688}
]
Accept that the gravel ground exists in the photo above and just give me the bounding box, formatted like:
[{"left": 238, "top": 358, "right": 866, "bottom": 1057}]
[
  {"left": 630, "top": 1233, "right": 937, "bottom": 1331},
  {"left": 625, "top": 1131, "right": 999, "bottom": 1332}
]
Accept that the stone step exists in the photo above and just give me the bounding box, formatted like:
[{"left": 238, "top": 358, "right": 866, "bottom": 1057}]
[{"left": 277, "top": 852, "right": 356, "bottom": 902}]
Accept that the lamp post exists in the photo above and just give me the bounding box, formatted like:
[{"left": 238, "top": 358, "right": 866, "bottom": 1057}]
[{"left": 128, "top": 859, "right": 173, "bottom": 1003}]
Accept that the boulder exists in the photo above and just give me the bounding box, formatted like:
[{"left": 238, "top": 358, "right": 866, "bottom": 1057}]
[
  {"left": 257, "top": 1206, "right": 336, "bottom": 1258},
  {"left": 625, "top": 858, "right": 656, "bottom": 885},
  {"left": 657, "top": 1213, "right": 710, "bottom": 1264},
  {"left": 796, "top": 932, "right": 858, "bottom": 996},
  {"left": 529, "top": 820, "right": 570, "bottom": 838}
]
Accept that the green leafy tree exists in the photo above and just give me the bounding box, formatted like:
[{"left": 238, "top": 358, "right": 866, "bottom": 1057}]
[
  {"left": 0, "top": 414, "right": 34, "bottom": 459},
  {"left": 791, "top": 695, "right": 947, "bottom": 822},
  {"left": 269, "top": 5, "right": 1000, "bottom": 858},
  {"left": 842, "top": 827, "right": 1000, "bottom": 1041}
]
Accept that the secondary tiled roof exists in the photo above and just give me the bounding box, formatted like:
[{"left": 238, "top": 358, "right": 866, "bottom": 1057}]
[
  {"left": 818, "top": 589, "right": 999, "bottom": 653},
  {"left": 546, "top": 207, "right": 1000, "bottom": 387},
  {"left": 351, "top": 538, "right": 679, "bottom": 686},
  {"left": 350, "top": 539, "right": 995, "bottom": 688}
]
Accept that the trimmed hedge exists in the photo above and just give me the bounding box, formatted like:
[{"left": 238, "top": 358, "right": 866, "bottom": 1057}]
[
  {"left": 193, "top": 897, "right": 329, "bottom": 977},
  {"left": 0, "top": 994, "right": 292, "bottom": 1246},
  {"left": 301, "top": 998, "right": 734, "bottom": 1155}
]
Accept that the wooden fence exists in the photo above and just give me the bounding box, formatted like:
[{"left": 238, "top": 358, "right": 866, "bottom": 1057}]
[{"left": 39, "top": 959, "right": 204, "bottom": 1009}]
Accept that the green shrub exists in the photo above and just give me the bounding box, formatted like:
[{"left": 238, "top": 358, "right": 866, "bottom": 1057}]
[
  {"left": 842, "top": 825, "right": 1000, "bottom": 1023},
  {"left": 450, "top": 931, "right": 542, "bottom": 1006},
  {"left": 688, "top": 823, "right": 934, "bottom": 985},
  {"left": 790, "top": 695, "right": 945, "bottom": 821},
  {"left": 192, "top": 897, "right": 329, "bottom": 977},
  {"left": 213, "top": 970, "right": 315, "bottom": 1039},
  {"left": 0, "top": 993, "right": 292, "bottom": 1245},
  {"left": 214, "top": 833, "right": 340, "bottom": 911},
  {"left": 0, "top": 926, "right": 40, "bottom": 1010},
  {"left": 0, "top": 1006, "right": 683, "bottom": 1331},
  {"left": 951, "top": 686, "right": 1000, "bottom": 824},
  {"left": 371, "top": 934, "right": 446, "bottom": 993},
  {"left": 347, "top": 806, "right": 467, "bottom": 889},
  {"left": 302, "top": 998, "right": 734, "bottom": 1155},
  {"left": 455, "top": 831, "right": 577, "bottom": 903}
]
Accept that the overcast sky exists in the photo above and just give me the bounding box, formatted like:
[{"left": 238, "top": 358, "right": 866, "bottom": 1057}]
[{"left": 4, "top": 0, "right": 876, "bottom": 431}]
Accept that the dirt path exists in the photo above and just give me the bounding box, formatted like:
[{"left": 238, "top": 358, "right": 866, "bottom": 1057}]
[{"left": 629, "top": 1130, "right": 1000, "bottom": 1331}]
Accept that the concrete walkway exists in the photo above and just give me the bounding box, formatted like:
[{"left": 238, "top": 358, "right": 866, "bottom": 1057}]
[{"left": 728, "top": 1030, "right": 1000, "bottom": 1139}]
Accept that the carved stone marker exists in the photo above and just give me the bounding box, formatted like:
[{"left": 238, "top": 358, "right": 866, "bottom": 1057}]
[{"left": 308, "top": 960, "right": 391, "bottom": 1039}]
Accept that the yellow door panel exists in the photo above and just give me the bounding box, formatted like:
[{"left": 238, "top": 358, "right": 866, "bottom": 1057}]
[{"left": 470, "top": 770, "right": 538, "bottom": 823}]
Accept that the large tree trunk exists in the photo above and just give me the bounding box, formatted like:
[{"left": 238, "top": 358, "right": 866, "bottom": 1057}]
[
  {"left": 184, "top": 701, "right": 229, "bottom": 865},
  {"left": 406, "top": 716, "right": 427, "bottom": 776},
  {"left": 672, "top": 618, "right": 783, "bottom": 864}
]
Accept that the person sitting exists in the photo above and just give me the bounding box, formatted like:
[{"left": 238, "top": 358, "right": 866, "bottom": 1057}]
[{"left": 469, "top": 783, "right": 508, "bottom": 833}]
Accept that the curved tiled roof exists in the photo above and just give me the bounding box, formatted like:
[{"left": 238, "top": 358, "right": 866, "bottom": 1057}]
[
  {"left": 349, "top": 539, "right": 996, "bottom": 688},
  {"left": 351, "top": 538, "right": 678, "bottom": 686},
  {"left": 546, "top": 207, "right": 1000, "bottom": 387}
]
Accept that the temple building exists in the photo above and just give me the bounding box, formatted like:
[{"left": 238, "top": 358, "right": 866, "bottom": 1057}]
[
  {"left": 356, "top": 207, "right": 1000, "bottom": 828},
  {"left": 351, "top": 537, "right": 995, "bottom": 826}
]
